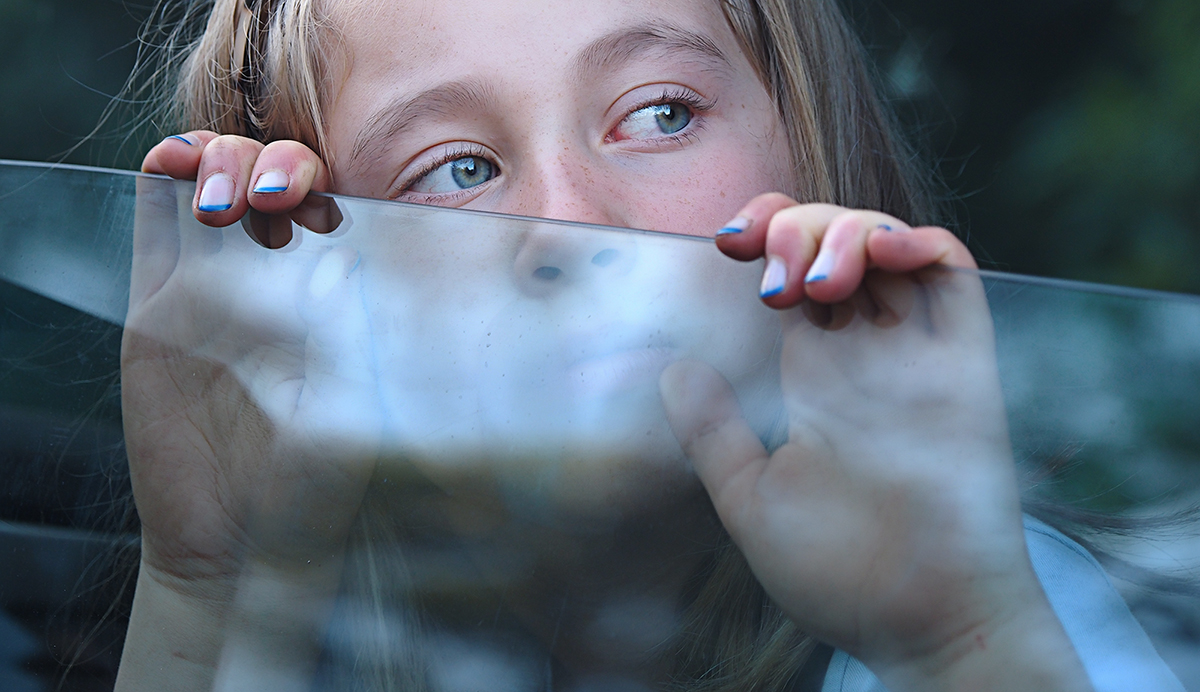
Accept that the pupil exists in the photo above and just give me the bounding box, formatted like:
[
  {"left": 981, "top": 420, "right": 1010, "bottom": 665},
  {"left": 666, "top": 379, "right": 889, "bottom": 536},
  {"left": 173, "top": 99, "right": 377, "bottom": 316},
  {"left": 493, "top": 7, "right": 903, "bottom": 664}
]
[
  {"left": 654, "top": 103, "right": 690, "bottom": 134},
  {"left": 450, "top": 156, "right": 493, "bottom": 189}
]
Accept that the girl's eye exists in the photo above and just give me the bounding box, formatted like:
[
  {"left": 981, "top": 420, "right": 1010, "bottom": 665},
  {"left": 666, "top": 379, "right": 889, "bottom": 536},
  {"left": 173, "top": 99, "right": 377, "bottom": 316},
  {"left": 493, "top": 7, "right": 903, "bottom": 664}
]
[
  {"left": 614, "top": 102, "right": 694, "bottom": 140},
  {"left": 407, "top": 155, "right": 498, "bottom": 195}
]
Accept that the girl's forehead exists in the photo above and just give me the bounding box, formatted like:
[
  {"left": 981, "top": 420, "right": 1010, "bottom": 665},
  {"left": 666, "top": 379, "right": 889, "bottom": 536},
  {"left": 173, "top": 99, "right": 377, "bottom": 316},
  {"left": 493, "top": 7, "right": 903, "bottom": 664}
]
[
  {"left": 319, "top": 0, "right": 781, "bottom": 189},
  {"left": 330, "top": 0, "right": 740, "bottom": 81}
]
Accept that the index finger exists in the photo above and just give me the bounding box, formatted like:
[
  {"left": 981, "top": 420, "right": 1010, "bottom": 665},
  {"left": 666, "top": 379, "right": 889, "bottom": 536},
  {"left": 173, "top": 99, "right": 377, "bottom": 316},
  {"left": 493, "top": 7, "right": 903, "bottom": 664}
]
[
  {"left": 713, "top": 192, "right": 802, "bottom": 261},
  {"left": 141, "top": 131, "right": 220, "bottom": 178}
]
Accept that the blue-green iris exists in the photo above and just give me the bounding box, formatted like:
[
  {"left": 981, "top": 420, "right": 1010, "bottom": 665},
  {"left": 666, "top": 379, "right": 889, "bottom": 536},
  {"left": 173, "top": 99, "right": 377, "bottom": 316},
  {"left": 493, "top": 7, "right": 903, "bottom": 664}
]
[
  {"left": 450, "top": 156, "right": 495, "bottom": 189},
  {"left": 651, "top": 103, "right": 691, "bottom": 134}
]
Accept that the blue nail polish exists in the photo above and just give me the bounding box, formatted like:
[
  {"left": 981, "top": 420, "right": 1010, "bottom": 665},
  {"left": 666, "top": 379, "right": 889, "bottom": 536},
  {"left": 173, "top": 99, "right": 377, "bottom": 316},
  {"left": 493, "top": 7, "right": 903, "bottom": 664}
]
[
  {"left": 717, "top": 216, "right": 752, "bottom": 236},
  {"left": 252, "top": 170, "right": 290, "bottom": 194},
  {"left": 759, "top": 256, "right": 787, "bottom": 298},
  {"left": 198, "top": 172, "right": 235, "bottom": 213},
  {"left": 168, "top": 135, "right": 196, "bottom": 146},
  {"left": 805, "top": 249, "right": 834, "bottom": 283}
]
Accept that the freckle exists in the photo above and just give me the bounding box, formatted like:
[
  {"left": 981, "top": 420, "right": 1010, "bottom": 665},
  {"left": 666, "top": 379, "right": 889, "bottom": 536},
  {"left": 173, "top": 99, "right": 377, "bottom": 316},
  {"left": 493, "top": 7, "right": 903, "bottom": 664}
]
[{"left": 719, "top": 191, "right": 726, "bottom": 198}]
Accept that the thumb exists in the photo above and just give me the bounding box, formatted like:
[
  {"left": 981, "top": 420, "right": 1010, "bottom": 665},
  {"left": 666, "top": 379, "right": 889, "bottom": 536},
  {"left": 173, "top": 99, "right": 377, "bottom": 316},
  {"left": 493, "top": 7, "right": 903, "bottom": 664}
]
[
  {"left": 295, "top": 245, "right": 381, "bottom": 447},
  {"left": 659, "top": 359, "right": 769, "bottom": 525}
]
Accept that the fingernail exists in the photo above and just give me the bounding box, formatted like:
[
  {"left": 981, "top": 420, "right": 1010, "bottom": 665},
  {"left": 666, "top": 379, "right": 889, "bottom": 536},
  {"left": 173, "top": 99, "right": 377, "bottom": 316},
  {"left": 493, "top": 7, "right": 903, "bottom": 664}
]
[
  {"left": 717, "top": 216, "right": 752, "bottom": 236},
  {"left": 806, "top": 248, "right": 834, "bottom": 283},
  {"left": 253, "top": 170, "right": 290, "bottom": 194},
  {"left": 166, "top": 134, "right": 196, "bottom": 146},
  {"left": 198, "top": 173, "right": 235, "bottom": 213},
  {"left": 759, "top": 255, "right": 787, "bottom": 298},
  {"left": 310, "top": 248, "right": 360, "bottom": 300}
]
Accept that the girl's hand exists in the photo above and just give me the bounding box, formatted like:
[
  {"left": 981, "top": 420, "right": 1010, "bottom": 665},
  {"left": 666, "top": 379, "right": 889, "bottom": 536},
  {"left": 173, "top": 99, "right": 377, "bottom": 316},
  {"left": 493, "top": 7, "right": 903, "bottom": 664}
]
[
  {"left": 142, "top": 132, "right": 336, "bottom": 242},
  {"left": 661, "top": 194, "right": 1091, "bottom": 691},
  {"left": 118, "top": 172, "right": 378, "bottom": 689},
  {"left": 133, "top": 131, "right": 369, "bottom": 585}
]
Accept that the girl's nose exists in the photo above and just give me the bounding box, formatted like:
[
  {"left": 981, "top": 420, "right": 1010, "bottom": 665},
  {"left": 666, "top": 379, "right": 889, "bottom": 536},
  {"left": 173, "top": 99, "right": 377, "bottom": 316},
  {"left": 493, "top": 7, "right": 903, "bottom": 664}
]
[
  {"left": 512, "top": 225, "right": 637, "bottom": 299},
  {"left": 509, "top": 149, "right": 631, "bottom": 229},
  {"left": 505, "top": 146, "right": 643, "bottom": 297}
]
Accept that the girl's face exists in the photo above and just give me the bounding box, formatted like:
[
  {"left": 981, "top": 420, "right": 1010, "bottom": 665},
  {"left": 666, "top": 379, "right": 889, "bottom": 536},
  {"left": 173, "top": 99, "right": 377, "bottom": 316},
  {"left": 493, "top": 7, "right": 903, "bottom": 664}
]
[
  {"left": 314, "top": 0, "right": 792, "bottom": 521},
  {"left": 322, "top": 0, "right": 794, "bottom": 234}
]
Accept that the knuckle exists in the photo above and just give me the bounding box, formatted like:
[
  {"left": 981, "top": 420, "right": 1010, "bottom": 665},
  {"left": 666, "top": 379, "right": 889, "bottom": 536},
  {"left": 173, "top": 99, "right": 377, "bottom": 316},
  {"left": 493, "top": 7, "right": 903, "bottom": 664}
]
[
  {"left": 203, "top": 134, "right": 238, "bottom": 151},
  {"left": 870, "top": 211, "right": 906, "bottom": 228},
  {"left": 802, "top": 202, "right": 845, "bottom": 217},
  {"left": 758, "top": 191, "right": 797, "bottom": 207},
  {"left": 263, "top": 139, "right": 318, "bottom": 161},
  {"left": 829, "top": 209, "right": 864, "bottom": 230},
  {"left": 258, "top": 141, "right": 325, "bottom": 181},
  {"left": 187, "top": 130, "right": 218, "bottom": 145},
  {"left": 765, "top": 206, "right": 809, "bottom": 238},
  {"left": 261, "top": 139, "right": 297, "bottom": 155},
  {"left": 205, "top": 134, "right": 264, "bottom": 160}
]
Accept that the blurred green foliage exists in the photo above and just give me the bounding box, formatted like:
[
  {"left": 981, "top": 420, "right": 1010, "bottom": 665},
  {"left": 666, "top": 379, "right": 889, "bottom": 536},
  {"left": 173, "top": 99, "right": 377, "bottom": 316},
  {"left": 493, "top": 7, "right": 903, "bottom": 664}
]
[
  {"left": 853, "top": 0, "right": 1200, "bottom": 292},
  {"left": 0, "top": 0, "right": 1197, "bottom": 292},
  {"left": 1000, "top": 0, "right": 1200, "bottom": 292}
]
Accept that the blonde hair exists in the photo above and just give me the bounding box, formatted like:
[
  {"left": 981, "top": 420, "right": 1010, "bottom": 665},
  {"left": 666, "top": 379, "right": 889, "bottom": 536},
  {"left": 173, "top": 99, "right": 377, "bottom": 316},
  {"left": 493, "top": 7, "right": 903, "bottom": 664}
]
[
  {"left": 154, "top": 0, "right": 931, "bottom": 222},
  {"left": 133, "top": 0, "right": 335, "bottom": 159},
  {"left": 143, "top": 0, "right": 935, "bottom": 688},
  {"left": 720, "top": 0, "right": 931, "bottom": 222}
]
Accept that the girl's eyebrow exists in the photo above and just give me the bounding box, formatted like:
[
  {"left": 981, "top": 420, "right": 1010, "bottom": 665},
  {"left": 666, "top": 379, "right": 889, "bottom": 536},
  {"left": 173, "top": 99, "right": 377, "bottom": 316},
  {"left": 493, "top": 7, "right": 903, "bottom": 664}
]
[
  {"left": 346, "top": 23, "right": 731, "bottom": 175},
  {"left": 349, "top": 79, "right": 497, "bottom": 172},
  {"left": 571, "top": 22, "right": 734, "bottom": 77}
]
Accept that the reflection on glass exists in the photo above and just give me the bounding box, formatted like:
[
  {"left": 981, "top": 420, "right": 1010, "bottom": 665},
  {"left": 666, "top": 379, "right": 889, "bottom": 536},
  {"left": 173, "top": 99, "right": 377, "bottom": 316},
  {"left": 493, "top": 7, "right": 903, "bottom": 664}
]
[{"left": 0, "top": 163, "right": 1196, "bottom": 692}]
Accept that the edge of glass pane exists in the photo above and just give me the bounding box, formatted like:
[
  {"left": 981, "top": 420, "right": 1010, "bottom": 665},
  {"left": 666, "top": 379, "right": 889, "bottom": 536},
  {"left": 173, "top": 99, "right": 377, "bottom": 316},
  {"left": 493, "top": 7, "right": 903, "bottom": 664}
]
[{"left": 4, "top": 158, "right": 1200, "bottom": 310}]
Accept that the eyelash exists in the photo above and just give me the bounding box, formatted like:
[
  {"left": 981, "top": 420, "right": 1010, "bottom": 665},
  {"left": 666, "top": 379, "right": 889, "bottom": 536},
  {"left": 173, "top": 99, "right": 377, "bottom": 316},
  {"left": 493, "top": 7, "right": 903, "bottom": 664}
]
[
  {"left": 610, "top": 87, "right": 715, "bottom": 144},
  {"left": 394, "top": 88, "right": 715, "bottom": 198},
  {"left": 627, "top": 88, "right": 716, "bottom": 121},
  {"left": 394, "top": 143, "right": 494, "bottom": 199}
]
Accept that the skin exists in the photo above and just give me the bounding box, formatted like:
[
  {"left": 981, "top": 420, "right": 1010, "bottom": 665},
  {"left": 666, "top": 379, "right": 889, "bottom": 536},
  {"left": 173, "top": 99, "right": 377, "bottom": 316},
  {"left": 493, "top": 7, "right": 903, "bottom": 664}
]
[{"left": 123, "top": 0, "right": 1095, "bottom": 690}]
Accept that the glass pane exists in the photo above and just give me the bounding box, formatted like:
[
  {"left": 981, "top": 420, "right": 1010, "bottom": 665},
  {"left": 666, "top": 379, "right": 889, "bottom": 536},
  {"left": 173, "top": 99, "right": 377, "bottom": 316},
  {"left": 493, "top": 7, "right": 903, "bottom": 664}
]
[{"left": 1, "top": 162, "right": 1196, "bottom": 692}]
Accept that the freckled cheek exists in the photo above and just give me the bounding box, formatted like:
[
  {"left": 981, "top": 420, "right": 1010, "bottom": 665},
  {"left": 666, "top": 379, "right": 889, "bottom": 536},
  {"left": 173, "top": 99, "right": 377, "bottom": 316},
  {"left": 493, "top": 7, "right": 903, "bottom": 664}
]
[{"left": 632, "top": 147, "right": 786, "bottom": 237}]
